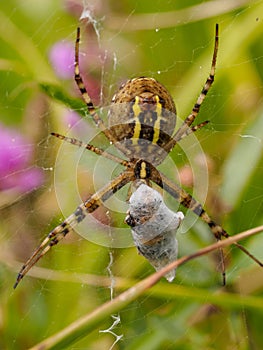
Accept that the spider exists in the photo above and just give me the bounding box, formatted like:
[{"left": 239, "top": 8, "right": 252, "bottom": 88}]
[{"left": 14, "top": 24, "right": 262, "bottom": 288}]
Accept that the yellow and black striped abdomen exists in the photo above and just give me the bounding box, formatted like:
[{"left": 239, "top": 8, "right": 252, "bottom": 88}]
[{"left": 109, "top": 77, "right": 177, "bottom": 165}]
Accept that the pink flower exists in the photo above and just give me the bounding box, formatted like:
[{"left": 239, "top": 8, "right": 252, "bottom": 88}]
[
  {"left": 63, "top": 110, "right": 81, "bottom": 129},
  {"left": 0, "top": 123, "right": 44, "bottom": 192},
  {"left": 49, "top": 41, "right": 75, "bottom": 79}
]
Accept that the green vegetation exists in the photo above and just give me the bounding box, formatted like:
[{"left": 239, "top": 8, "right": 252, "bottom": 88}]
[{"left": 1, "top": 1, "right": 263, "bottom": 349}]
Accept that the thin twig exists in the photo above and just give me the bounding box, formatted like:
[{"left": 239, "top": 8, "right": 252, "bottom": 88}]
[{"left": 29, "top": 225, "right": 263, "bottom": 350}]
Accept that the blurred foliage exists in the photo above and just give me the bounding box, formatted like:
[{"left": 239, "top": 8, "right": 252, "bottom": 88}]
[{"left": 0, "top": 0, "right": 263, "bottom": 349}]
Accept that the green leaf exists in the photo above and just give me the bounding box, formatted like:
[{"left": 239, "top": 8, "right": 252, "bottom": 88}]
[
  {"left": 221, "top": 110, "right": 263, "bottom": 208},
  {"left": 39, "top": 83, "right": 86, "bottom": 116}
]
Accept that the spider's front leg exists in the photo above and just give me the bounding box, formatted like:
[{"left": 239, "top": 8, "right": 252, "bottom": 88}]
[
  {"left": 150, "top": 166, "right": 263, "bottom": 283},
  {"left": 14, "top": 170, "right": 134, "bottom": 288}
]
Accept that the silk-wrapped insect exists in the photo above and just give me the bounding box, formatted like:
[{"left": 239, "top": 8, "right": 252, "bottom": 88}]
[{"left": 125, "top": 183, "right": 184, "bottom": 282}]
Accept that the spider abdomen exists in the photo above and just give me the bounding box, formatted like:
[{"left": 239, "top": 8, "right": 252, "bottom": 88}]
[{"left": 109, "top": 77, "right": 177, "bottom": 164}]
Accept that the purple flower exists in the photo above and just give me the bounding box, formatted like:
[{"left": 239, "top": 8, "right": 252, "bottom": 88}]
[
  {"left": 63, "top": 110, "right": 81, "bottom": 129},
  {"left": 49, "top": 41, "right": 75, "bottom": 79},
  {"left": 0, "top": 123, "right": 44, "bottom": 192}
]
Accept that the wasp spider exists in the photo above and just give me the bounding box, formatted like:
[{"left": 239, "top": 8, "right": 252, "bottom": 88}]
[{"left": 14, "top": 24, "right": 262, "bottom": 288}]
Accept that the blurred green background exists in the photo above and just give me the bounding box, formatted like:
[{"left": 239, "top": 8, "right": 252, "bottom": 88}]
[{"left": 0, "top": 0, "right": 263, "bottom": 349}]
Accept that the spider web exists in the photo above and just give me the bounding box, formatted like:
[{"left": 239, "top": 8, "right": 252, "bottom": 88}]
[{"left": 1, "top": 1, "right": 263, "bottom": 349}]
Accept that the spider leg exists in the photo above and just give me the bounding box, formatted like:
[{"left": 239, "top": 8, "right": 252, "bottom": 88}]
[
  {"left": 74, "top": 28, "right": 106, "bottom": 133},
  {"left": 51, "top": 132, "right": 129, "bottom": 167},
  {"left": 164, "top": 24, "right": 218, "bottom": 154},
  {"left": 74, "top": 27, "right": 130, "bottom": 157},
  {"left": 150, "top": 166, "right": 263, "bottom": 283},
  {"left": 150, "top": 167, "right": 222, "bottom": 233},
  {"left": 175, "top": 120, "right": 209, "bottom": 142},
  {"left": 75, "top": 28, "right": 120, "bottom": 144},
  {"left": 14, "top": 170, "right": 134, "bottom": 288}
]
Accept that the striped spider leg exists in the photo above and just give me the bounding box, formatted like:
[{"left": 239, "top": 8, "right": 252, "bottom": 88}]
[
  {"left": 14, "top": 167, "right": 135, "bottom": 288},
  {"left": 14, "top": 24, "right": 262, "bottom": 288}
]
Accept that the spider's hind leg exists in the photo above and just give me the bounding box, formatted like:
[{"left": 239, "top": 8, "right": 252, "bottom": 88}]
[
  {"left": 74, "top": 27, "right": 119, "bottom": 146},
  {"left": 164, "top": 24, "right": 219, "bottom": 154}
]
